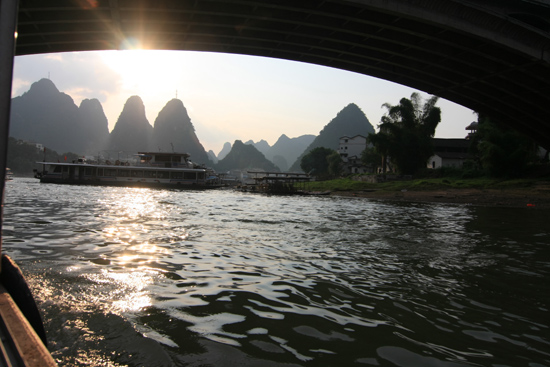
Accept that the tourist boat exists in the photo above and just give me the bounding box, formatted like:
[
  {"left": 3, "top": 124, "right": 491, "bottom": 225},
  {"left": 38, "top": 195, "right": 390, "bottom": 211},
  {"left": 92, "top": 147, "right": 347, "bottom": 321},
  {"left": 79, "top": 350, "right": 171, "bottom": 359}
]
[{"left": 34, "top": 151, "right": 222, "bottom": 189}]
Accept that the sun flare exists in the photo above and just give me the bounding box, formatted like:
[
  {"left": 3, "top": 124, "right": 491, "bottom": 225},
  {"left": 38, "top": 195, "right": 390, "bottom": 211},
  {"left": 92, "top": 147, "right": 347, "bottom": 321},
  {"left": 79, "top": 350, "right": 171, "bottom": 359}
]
[{"left": 100, "top": 50, "right": 184, "bottom": 98}]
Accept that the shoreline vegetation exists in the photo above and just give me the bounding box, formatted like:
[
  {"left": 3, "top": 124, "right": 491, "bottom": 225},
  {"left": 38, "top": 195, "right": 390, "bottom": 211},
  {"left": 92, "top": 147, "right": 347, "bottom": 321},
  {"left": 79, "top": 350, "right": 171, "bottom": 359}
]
[{"left": 302, "top": 176, "right": 550, "bottom": 208}]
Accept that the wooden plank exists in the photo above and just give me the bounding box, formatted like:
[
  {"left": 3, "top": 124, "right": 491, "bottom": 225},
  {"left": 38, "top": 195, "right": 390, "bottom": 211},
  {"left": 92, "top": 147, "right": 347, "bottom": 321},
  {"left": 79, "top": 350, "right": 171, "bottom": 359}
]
[{"left": 0, "top": 285, "right": 56, "bottom": 367}]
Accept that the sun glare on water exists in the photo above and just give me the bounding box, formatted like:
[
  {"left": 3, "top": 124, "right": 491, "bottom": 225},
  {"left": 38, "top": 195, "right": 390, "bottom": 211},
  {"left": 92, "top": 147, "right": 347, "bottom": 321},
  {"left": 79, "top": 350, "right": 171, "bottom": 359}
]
[{"left": 88, "top": 189, "right": 177, "bottom": 313}]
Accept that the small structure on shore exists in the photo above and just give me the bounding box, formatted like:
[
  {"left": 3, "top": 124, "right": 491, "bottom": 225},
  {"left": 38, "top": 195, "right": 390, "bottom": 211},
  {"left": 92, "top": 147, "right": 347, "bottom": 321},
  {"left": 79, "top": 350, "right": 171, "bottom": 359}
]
[
  {"left": 428, "top": 138, "right": 470, "bottom": 169},
  {"left": 243, "top": 171, "right": 311, "bottom": 194}
]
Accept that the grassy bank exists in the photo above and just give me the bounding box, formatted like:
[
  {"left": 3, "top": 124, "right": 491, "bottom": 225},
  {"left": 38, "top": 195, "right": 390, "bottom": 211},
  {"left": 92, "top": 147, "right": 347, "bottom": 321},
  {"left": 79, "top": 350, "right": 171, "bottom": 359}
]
[{"left": 301, "top": 176, "right": 550, "bottom": 193}]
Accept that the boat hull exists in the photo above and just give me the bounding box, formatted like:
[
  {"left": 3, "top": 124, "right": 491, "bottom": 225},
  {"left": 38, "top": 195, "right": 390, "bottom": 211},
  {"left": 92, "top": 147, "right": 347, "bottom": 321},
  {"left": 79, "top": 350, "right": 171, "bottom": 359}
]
[{"left": 38, "top": 176, "right": 221, "bottom": 189}]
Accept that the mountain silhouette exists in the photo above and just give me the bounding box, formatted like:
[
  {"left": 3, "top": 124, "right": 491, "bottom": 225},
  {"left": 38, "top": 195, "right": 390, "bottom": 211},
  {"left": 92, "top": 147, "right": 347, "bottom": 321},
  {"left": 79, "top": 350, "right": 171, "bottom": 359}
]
[
  {"left": 217, "top": 142, "right": 232, "bottom": 160},
  {"left": 10, "top": 78, "right": 108, "bottom": 154},
  {"left": 243, "top": 135, "right": 316, "bottom": 171},
  {"left": 289, "top": 103, "right": 374, "bottom": 171},
  {"left": 152, "top": 99, "right": 210, "bottom": 164},
  {"left": 266, "top": 134, "right": 315, "bottom": 171},
  {"left": 108, "top": 96, "right": 153, "bottom": 153},
  {"left": 215, "top": 140, "right": 279, "bottom": 172},
  {"left": 9, "top": 79, "right": 372, "bottom": 174},
  {"left": 245, "top": 139, "right": 270, "bottom": 156},
  {"left": 78, "top": 98, "right": 110, "bottom": 154},
  {"left": 10, "top": 80, "right": 216, "bottom": 164},
  {"left": 207, "top": 150, "right": 218, "bottom": 164}
]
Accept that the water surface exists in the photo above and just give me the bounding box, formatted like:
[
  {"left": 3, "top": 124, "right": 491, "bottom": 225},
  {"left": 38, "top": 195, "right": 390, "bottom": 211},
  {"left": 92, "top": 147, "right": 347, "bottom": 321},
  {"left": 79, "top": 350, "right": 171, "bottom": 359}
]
[{"left": 3, "top": 178, "right": 549, "bottom": 366}]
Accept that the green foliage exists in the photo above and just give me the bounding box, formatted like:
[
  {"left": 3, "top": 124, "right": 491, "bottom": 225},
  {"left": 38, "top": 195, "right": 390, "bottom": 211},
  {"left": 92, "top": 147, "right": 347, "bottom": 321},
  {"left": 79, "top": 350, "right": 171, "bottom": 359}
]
[
  {"left": 368, "top": 92, "right": 441, "bottom": 175},
  {"left": 302, "top": 175, "right": 549, "bottom": 193},
  {"left": 300, "top": 147, "right": 340, "bottom": 179},
  {"left": 302, "top": 178, "right": 373, "bottom": 191},
  {"left": 470, "top": 116, "right": 538, "bottom": 178},
  {"left": 416, "top": 165, "right": 484, "bottom": 180},
  {"left": 361, "top": 146, "right": 381, "bottom": 173},
  {"left": 327, "top": 151, "right": 343, "bottom": 177}
]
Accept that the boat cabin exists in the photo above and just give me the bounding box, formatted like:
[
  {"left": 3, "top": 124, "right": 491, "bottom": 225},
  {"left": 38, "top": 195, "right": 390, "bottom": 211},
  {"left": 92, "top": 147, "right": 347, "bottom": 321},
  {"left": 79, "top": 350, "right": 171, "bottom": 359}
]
[{"left": 138, "top": 152, "right": 194, "bottom": 168}]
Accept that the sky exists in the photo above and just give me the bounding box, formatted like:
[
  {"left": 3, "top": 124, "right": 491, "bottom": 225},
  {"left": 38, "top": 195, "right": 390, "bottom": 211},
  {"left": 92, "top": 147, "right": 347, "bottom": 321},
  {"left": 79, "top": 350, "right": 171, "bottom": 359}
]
[{"left": 12, "top": 50, "right": 476, "bottom": 155}]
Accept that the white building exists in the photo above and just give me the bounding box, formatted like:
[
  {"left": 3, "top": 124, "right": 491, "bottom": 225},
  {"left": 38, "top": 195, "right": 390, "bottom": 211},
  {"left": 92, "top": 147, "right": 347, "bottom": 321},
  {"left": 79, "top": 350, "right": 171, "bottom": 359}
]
[
  {"left": 339, "top": 135, "right": 369, "bottom": 174},
  {"left": 339, "top": 135, "right": 367, "bottom": 162},
  {"left": 427, "top": 138, "right": 470, "bottom": 169}
]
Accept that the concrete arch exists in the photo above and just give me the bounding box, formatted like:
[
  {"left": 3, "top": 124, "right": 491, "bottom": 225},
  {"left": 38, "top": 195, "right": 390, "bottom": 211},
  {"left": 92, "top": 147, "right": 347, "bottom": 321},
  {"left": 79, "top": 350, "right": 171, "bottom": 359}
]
[{"left": 10, "top": 0, "right": 550, "bottom": 148}]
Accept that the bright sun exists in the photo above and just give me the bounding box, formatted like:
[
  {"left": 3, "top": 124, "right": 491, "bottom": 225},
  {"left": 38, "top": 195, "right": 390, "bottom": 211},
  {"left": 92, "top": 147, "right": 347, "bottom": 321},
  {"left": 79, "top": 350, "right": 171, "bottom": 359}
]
[{"left": 100, "top": 49, "right": 183, "bottom": 95}]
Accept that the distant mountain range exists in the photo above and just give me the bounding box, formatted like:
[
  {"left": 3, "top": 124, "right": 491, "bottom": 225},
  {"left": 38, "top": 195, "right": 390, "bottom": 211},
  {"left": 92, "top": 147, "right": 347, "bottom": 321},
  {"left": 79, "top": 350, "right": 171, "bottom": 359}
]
[
  {"left": 10, "top": 78, "right": 109, "bottom": 155},
  {"left": 9, "top": 78, "right": 375, "bottom": 173},
  {"left": 216, "top": 140, "right": 280, "bottom": 173},
  {"left": 10, "top": 79, "right": 211, "bottom": 165},
  {"left": 243, "top": 134, "right": 315, "bottom": 171}
]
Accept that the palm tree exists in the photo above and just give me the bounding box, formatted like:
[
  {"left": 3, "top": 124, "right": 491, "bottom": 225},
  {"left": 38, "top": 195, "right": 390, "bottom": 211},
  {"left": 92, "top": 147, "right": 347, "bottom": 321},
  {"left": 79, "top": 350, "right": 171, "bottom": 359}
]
[{"left": 368, "top": 92, "right": 441, "bottom": 175}]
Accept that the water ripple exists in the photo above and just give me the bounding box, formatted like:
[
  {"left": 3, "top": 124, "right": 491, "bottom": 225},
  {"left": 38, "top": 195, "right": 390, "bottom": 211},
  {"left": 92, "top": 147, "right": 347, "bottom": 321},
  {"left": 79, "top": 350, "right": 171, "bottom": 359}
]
[{"left": 3, "top": 178, "right": 550, "bottom": 366}]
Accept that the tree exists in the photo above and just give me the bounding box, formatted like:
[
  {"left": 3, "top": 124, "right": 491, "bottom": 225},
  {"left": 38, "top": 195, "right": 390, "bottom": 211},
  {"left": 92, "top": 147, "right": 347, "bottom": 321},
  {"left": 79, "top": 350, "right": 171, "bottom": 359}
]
[
  {"left": 300, "top": 147, "right": 340, "bottom": 178},
  {"left": 7, "top": 137, "right": 80, "bottom": 175},
  {"left": 360, "top": 146, "right": 382, "bottom": 174},
  {"left": 469, "top": 114, "right": 537, "bottom": 177},
  {"left": 368, "top": 92, "right": 441, "bottom": 175},
  {"left": 327, "top": 150, "right": 343, "bottom": 177}
]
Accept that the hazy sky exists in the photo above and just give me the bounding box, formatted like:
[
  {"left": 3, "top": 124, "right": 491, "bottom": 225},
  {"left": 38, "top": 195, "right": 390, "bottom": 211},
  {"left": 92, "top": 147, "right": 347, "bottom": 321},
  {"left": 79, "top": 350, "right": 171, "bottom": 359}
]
[{"left": 12, "top": 50, "right": 475, "bottom": 155}]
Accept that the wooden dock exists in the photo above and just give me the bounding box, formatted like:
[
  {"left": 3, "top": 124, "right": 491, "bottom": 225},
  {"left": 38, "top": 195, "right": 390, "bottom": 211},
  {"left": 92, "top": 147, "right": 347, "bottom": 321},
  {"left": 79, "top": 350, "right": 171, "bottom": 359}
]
[{"left": 244, "top": 171, "right": 312, "bottom": 194}]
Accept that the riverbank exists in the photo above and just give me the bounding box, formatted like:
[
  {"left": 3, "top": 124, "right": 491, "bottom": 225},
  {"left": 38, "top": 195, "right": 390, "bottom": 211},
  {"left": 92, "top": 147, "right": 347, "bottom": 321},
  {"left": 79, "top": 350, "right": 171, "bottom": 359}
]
[
  {"left": 331, "top": 187, "right": 550, "bottom": 208},
  {"left": 303, "top": 177, "right": 550, "bottom": 208}
]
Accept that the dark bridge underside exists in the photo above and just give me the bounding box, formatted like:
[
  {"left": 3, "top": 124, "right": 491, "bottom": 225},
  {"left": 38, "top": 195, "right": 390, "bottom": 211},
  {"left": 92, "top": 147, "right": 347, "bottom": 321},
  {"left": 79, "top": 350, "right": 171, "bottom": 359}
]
[{"left": 15, "top": 0, "right": 550, "bottom": 149}]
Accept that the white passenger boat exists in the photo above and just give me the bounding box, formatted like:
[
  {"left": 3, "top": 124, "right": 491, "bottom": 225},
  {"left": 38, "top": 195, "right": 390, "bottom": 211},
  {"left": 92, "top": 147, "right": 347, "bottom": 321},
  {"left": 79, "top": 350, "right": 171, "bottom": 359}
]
[{"left": 34, "top": 151, "right": 221, "bottom": 189}]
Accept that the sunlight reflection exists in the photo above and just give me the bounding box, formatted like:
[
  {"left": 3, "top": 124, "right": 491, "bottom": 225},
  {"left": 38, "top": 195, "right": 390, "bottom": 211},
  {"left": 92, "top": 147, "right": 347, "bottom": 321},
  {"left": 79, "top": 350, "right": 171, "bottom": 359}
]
[
  {"left": 116, "top": 254, "right": 139, "bottom": 265},
  {"left": 87, "top": 189, "right": 177, "bottom": 313},
  {"left": 79, "top": 269, "right": 156, "bottom": 313},
  {"left": 106, "top": 270, "right": 154, "bottom": 312},
  {"left": 103, "top": 189, "right": 167, "bottom": 220},
  {"left": 101, "top": 189, "right": 173, "bottom": 247},
  {"left": 130, "top": 243, "right": 169, "bottom": 254}
]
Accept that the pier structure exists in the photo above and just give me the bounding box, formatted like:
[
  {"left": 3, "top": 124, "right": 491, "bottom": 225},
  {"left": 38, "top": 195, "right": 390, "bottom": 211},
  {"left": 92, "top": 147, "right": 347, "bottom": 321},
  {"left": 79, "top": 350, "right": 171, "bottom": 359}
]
[{"left": 245, "top": 171, "right": 311, "bottom": 194}]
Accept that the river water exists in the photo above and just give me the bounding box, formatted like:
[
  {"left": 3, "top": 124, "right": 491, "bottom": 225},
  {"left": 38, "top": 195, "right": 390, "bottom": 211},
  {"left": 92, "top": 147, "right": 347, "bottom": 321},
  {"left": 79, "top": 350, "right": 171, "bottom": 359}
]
[{"left": 2, "top": 177, "right": 549, "bottom": 366}]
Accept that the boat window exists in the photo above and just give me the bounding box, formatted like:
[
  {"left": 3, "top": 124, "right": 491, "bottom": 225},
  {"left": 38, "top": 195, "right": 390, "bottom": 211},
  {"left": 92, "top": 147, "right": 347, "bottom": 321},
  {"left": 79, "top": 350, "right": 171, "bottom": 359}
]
[
  {"left": 85, "top": 168, "right": 93, "bottom": 175},
  {"left": 131, "top": 170, "right": 143, "bottom": 177},
  {"left": 171, "top": 172, "right": 183, "bottom": 179},
  {"left": 184, "top": 172, "right": 197, "bottom": 180},
  {"left": 157, "top": 171, "right": 169, "bottom": 179},
  {"left": 97, "top": 168, "right": 103, "bottom": 176},
  {"left": 155, "top": 155, "right": 172, "bottom": 162},
  {"left": 105, "top": 169, "right": 116, "bottom": 177},
  {"left": 53, "top": 166, "right": 62, "bottom": 173},
  {"left": 139, "top": 155, "right": 152, "bottom": 164},
  {"left": 144, "top": 170, "right": 155, "bottom": 178},
  {"left": 197, "top": 172, "right": 205, "bottom": 180},
  {"left": 118, "top": 170, "right": 129, "bottom": 177}
]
